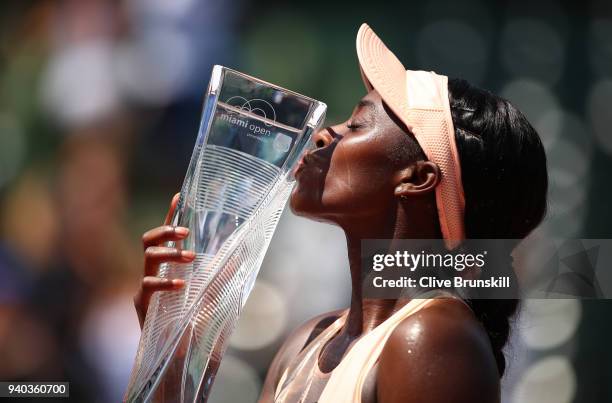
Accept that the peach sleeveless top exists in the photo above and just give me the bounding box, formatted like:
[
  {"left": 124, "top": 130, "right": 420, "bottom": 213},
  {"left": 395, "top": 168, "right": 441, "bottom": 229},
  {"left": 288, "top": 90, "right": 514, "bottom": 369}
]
[{"left": 273, "top": 298, "right": 443, "bottom": 403}]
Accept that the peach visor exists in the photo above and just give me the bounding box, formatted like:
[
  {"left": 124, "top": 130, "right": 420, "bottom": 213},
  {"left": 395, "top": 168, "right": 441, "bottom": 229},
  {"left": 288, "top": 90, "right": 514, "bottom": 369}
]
[{"left": 356, "top": 23, "right": 466, "bottom": 249}]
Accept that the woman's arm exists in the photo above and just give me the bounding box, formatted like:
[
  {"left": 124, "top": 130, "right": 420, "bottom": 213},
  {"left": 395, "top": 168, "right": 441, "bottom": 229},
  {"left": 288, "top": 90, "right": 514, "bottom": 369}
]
[{"left": 377, "top": 299, "right": 500, "bottom": 403}]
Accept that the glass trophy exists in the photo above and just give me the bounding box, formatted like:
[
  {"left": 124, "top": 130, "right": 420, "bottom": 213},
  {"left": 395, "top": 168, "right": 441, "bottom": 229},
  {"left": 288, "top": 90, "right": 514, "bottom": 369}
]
[{"left": 124, "top": 66, "right": 327, "bottom": 402}]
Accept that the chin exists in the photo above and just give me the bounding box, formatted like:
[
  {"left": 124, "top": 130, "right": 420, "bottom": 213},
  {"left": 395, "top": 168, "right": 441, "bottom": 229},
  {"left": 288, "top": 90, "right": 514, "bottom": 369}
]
[
  {"left": 289, "top": 186, "right": 313, "bottom": 216},
  {"left": 289, "top": 187, "right": 341, "bottom": 226},
  {"left": 289, "top": 185, "right": 323, "bottom": 218}
]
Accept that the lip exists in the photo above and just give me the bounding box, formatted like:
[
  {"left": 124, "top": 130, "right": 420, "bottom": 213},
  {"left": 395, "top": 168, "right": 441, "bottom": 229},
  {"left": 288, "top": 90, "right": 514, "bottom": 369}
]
[{"left": 294, "top": 157, "right": 307, "bottom": 177}]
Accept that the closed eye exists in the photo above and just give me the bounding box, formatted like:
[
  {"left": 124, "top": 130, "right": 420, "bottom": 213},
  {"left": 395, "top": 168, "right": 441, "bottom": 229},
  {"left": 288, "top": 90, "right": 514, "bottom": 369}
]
[{"left": 347, "top": 122, "right": 363, "bottom": 131}]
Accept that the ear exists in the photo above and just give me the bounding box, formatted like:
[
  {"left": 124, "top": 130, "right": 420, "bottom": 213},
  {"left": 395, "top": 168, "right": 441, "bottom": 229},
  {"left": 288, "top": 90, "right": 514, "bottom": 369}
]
[{"left": 394, "top": 161, "right": 441, "bottom": 199}]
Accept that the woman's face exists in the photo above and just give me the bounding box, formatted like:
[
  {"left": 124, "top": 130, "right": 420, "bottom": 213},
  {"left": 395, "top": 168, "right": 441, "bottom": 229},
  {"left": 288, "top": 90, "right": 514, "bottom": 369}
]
[{"left": 290, "top": 90, "right": 418, "bottom": 225}]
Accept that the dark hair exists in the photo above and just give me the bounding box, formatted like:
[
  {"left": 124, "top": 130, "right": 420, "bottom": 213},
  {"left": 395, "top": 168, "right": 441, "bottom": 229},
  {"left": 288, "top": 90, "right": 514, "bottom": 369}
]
[{"left": 447, "top": 78, "right": 548, "bottom": 376}]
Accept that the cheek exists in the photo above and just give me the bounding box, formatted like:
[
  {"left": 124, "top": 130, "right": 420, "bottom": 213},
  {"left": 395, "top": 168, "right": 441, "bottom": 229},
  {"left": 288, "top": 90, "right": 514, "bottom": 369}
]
[{"left": 321, "top": 137, "right": 396, "bottom": 211}]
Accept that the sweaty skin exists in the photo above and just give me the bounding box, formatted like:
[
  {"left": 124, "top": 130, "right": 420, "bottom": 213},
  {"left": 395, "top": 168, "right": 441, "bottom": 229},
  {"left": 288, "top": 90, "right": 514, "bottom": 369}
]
[{"left": 135, "top": 91, "right": 500, "bottom": 403}]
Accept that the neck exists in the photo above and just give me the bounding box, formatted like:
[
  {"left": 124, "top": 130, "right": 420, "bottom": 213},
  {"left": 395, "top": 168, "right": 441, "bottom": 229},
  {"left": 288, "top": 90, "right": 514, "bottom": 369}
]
[
  {"left": 340, "top": 197, "right": 440, "bottom": 336},
  {"left": 343, "top": 237, "right": 395, "bottom": 336}
]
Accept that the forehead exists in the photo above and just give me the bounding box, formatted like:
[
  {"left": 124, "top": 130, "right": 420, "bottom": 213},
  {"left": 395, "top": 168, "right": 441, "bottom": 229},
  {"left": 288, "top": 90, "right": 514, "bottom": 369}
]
[{"left": 358, "top": 89, "right": 411, "bottom": 135}]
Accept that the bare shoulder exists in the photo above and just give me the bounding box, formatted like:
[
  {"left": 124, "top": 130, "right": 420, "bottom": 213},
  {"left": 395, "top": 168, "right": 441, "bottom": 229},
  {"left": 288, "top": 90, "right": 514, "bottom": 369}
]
[
  {"left": 377, "top": 298, "right": 500, "bottom": 403},
  {"left": 274, "top": 308, "right": 345, "bottom": 372},
  {"left": 258, "top": 309, "right": 345, "bottom": 403}
]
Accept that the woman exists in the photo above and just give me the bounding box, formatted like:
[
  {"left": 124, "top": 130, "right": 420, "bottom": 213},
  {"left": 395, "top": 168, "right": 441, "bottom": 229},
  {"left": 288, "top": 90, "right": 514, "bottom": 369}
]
[{"left": 134, "top": 24, "right": 547, "bottom": 403}]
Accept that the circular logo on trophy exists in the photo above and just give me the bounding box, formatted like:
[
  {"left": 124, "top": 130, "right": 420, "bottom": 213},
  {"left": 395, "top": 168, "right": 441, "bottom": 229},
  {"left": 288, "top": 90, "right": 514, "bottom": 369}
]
[{"left": 225, "top": 96, "right": 277, "bottom": 126}]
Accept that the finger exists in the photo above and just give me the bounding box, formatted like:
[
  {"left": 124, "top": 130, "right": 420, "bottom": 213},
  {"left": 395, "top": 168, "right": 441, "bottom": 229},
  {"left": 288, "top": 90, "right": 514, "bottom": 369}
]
[
  {"left": 144, "top": 246, "right": 195, "bottom": 276},
  {"left": 164, "top": 193, "right": 181, "bottom": 225},
  {"left": 135, "top": 277, "right": 185, "bottom": 328},
  {"left": 142, "top": 225, "right": 189, "bottom": 250},
  {"left": 142, "top": 276, "right": 186, "bottom": 291}
]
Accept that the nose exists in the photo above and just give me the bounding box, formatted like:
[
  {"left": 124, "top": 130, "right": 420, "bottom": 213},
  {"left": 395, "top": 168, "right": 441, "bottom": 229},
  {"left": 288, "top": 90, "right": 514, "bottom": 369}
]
[{"left": 312, "top": 127, "right": 335, "bottom": 149}]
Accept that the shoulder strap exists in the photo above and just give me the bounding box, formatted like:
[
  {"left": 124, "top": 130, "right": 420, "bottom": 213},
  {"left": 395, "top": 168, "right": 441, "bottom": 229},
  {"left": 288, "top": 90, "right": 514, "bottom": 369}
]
[{"left": 318, "top": 298, "right": 437, "bottom": 403}]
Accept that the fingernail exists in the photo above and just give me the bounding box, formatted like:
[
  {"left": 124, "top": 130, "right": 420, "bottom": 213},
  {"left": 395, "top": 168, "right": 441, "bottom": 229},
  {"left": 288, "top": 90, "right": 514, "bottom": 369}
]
[
  {"left": 181, "top": 250, "right": 195, "bottom": 260},
  {"left": 175, "top": 227, "right": 189, "bottom": 237},
  {"left": 171, "top": 279, "right": 185, "bottom": 286}
]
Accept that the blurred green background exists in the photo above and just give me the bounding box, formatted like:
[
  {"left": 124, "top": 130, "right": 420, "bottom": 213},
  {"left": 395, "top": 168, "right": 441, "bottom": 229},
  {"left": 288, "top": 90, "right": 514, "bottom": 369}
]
[{"left": 1, "top": 0, "right": 611, "bottom": 402}]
